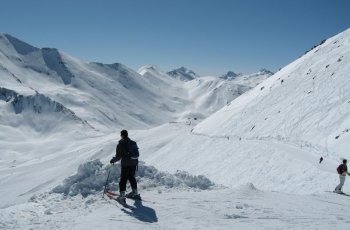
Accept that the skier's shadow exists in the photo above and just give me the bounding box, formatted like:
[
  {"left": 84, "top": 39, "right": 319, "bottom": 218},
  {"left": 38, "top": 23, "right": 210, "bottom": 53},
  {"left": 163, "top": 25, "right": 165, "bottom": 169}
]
[{"left": 121, "top": 200, "right": 158, "bottom": 223}]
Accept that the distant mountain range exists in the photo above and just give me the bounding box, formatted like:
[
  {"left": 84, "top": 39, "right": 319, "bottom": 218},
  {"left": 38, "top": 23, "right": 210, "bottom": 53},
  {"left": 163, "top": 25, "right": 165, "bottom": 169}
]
[{"left": 0, "top": 32, "right": 273, "bottom": 134}]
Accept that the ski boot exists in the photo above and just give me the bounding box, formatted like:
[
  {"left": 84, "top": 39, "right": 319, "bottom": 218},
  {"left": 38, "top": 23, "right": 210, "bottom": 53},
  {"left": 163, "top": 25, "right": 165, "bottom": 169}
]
[
  {"left": 126, "top": 189, "right": 141, "bottom": 200},
  {"left": 116, "top": 191, "right": 126, "bottom": 204}
]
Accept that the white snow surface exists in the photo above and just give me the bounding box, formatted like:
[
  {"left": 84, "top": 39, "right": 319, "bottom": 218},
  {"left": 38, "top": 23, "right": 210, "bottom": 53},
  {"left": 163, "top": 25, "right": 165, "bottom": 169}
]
[
  {"left": 1, "top": 28, "right": 350, "bottom": 230},
  {"left": 194, "top": 28, "right": 350, "bottom": 160},
  {"left": 2, "top": 185, "right": 350, "bottom": 230}
]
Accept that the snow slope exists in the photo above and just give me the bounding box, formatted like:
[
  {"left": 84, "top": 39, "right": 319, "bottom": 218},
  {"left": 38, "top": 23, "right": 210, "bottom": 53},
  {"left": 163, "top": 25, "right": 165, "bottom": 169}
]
[
  {"left": 137, "top": 29, "right": 350, "bottom": 194},
  {"left": 183, "top": 67, "right": 273, "bottom": 119},
  {"left": 134, "top": 123, "right": 345, "bottom": 194},
  {"left": 2, "top": 122, "right": 349, "bottom": 229},
  {"left": 138, "top": 65, "right": 271, "bottom": 120},
  {"left": 195, "top": 29, "right": 350, "bottom": 160},
  {"left": 2, "top": 185, "right": 350, "bottom": 230}
]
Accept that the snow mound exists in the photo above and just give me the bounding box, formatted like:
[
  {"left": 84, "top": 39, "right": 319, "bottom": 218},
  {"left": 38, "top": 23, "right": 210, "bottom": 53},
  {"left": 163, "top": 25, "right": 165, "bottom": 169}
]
[
  {"left": 52, "top": 160, "right": 105, "bottom": 197},
  {"left": 138, "top": 164, "right": 214, "bottom": 190},
  {"left": 52, "top": 159, "right": 214, "bottom": 197},
  {"left": 235, "top": 183, "right": 261, "bottom": 194}
]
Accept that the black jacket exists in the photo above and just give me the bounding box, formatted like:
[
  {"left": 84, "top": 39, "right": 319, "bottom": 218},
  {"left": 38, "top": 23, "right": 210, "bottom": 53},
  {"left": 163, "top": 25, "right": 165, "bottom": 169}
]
[
  {"left": 338, "top": 164, "right": 348, "bottom": 175},
  {"left": 112, "top": 138, "right": 138, "bottom": 167}
]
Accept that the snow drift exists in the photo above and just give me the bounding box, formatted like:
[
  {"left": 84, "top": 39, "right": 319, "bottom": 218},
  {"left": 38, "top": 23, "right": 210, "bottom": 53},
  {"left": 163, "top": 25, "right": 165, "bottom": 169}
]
[{"left": 52, "top": 160, "right": 214, "bottom": 197}]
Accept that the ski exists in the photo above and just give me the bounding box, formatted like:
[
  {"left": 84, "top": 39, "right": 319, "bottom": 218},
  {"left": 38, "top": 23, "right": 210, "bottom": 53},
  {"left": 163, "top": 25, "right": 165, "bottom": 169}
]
[
  {"left": 106, "top": 190, "right": 142, "bottom": 201},
  {"left": 106, "top": 193, "right": 135, "bottom": 210},
  {"left": 334, "top": 191, "right": 350, "bottom": 196},
  {"left": 106, "top": 190, "right": 118, "bottom": 196},
  {"left": 325, "top": 191, "right": 350, "bottom": 197}
]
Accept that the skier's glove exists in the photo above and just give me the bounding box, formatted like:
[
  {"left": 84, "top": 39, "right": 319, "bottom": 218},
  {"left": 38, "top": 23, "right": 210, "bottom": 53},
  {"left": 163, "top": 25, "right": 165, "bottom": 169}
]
[{"left": 110, "top": 157, "right": 117, "bottom": 164}]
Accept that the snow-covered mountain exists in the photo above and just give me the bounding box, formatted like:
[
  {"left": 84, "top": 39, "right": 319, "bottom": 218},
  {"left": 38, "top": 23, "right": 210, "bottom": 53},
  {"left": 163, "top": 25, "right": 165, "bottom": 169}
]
[
  {"left": 183, "top": 76, "right": 251, "bottom": 119},
  {"left": 0, "top": 33, "right": 270, "bottom": 134},
  {"left": 195, "top": 31, "right": 350, "bottom": 159},
  {"left": 220, "top": 70, "right": 242, "bottom": 80},
  {"left": 220, "top": 69, "right": 273, "bottom": 80},
  {"left": 166, "top": 66, "right": 199, "bottom": 81},
  {"left": 138, "top": 64, "right": 269, "bottom": 120},
  {"left": 143, "top": 28, "right": 350, "bottom": 195},
  {"left": 222, "top": 68, "right": 274, "bottom": 87},
  {"left": 0, "top": 33, "right": 178, "bottom": 131}
]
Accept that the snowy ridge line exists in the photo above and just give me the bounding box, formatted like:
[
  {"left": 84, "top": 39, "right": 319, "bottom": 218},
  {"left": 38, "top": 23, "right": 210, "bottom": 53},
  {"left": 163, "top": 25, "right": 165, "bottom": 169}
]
[
  {"left": 0, "top": 33, "right": 273, "bottom": 131},
  {"left": 52, "top": 160, "right": 215, "bottom": 197}
]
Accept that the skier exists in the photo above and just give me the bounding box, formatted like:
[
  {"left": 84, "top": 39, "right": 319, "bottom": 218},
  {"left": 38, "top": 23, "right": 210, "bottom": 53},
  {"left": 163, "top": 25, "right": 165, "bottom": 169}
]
[
  {"left": 334, "top": 159, "right": 350, "bottom": 193},
  {"left": 319, "top": 157, "right": 323, "bottom": 164},
  {"left": 110, "top": 130, "right": 139, "bottom": 203}
]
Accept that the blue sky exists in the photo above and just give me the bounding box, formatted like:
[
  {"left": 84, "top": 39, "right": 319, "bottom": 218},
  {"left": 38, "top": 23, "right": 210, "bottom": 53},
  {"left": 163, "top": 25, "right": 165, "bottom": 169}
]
[{"left": 1, "top": 0, "right": 349, "bottom": 75}]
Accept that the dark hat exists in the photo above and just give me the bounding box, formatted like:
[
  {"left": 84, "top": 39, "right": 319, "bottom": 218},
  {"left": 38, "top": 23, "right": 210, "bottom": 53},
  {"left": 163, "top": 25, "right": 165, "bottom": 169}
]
[{"left": 121, "top": 130, "right": 128, "bottom": 138}]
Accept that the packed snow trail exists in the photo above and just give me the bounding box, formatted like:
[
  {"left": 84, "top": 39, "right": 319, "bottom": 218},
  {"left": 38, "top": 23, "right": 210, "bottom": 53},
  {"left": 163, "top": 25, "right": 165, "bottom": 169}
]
[{"left": 137, "top": 123, "right": 348, "bottom": 194}]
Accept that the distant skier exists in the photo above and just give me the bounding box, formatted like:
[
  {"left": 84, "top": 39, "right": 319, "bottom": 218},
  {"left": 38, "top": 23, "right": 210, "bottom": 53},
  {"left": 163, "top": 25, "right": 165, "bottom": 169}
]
[
  {"left": 334, "top": 159, "right": 350, "bottom": 193},
  {"left": 110, "top": 130, "right": 139, "bottom": 202},
  {"left": 319, "top": 157, "right": 323, "bottom": 164}
]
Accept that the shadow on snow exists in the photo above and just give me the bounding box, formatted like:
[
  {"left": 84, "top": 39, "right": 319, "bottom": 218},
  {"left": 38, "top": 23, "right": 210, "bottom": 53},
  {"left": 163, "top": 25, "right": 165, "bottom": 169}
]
[{"left": 121, "top": 200, "right": 158, "bottom": 223}]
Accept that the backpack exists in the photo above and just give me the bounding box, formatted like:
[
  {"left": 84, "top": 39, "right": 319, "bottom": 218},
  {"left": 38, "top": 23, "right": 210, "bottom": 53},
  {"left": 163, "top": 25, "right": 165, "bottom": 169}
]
[
  {"left": 127, "top": 140, "right": 139, "bottom": 159},
  {"left": 337, "top": 164, "right": 343, "bottom": 174}
]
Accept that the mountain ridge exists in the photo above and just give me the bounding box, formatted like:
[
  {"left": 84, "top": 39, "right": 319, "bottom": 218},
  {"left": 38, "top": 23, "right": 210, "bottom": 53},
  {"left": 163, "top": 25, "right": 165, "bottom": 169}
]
[{"left": 0, "top": 33, "right": 271, "bottom": 133}]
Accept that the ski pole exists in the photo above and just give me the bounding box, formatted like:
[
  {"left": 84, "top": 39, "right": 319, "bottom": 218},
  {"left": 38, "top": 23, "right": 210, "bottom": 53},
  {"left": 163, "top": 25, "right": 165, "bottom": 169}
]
[{"left": 103, "top": 164, "right": 113, "bottom": 198}]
